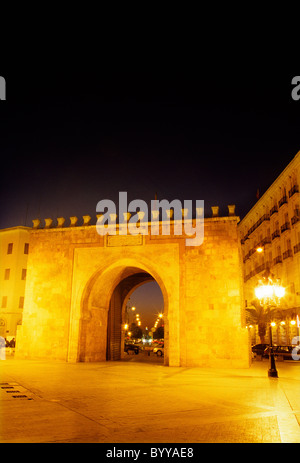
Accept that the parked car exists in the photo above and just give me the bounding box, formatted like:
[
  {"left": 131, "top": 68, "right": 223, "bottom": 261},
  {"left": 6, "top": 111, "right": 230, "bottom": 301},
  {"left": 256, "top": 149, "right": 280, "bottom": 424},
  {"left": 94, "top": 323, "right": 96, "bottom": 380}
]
[
  {"left": 153, "top": 344, "right": 164, "bottom": 357},
  {"left": 263, "top": 345, "right": 300, "bottom": 361},
  {"left": 124, "top": 342, "right": 139, "bottom": 355},
  {"left": 252, "top": 343, "right": 269, "bottom": 357}
]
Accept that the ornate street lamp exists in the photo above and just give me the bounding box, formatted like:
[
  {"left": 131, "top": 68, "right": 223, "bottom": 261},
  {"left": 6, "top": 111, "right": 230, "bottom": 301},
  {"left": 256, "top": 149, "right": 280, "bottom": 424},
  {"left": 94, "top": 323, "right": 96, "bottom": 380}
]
[{"left": 254, "top": 274, "right": 285, "bottom": 378}]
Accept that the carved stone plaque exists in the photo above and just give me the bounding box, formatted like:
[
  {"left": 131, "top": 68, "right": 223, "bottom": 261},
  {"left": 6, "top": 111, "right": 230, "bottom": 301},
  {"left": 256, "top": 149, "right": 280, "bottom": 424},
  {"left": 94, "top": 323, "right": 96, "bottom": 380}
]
[{"left": 106, "top": 234, "right": 143, "bottom": 247}]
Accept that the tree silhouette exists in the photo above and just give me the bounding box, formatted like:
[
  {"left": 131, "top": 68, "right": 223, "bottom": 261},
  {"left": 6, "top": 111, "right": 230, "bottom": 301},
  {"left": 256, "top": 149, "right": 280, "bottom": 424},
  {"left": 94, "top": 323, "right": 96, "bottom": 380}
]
[{"left": 246, "top": 300, "right": 282, "bottom": 343}]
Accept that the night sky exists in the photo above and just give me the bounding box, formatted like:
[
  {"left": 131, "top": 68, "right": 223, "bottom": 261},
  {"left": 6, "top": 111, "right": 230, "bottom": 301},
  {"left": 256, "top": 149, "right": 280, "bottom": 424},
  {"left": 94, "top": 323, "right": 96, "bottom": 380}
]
[
  {"left": 1, "top": 70, "right": 299, "bottom": 229},
  {"left": 127, "top": 281, "right": 164, "bottom": 331},
  {"left": 0, "top": 68, "right": 299, "bottom": 330}
]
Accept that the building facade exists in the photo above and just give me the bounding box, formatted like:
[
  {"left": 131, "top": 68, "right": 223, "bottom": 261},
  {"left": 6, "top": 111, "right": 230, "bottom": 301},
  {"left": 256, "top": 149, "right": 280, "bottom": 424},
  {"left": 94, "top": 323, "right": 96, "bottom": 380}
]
[
  {"left": 0, "top": 227, "right": 31, "bottom": 339},
  {"left": 3, "top": 153, "right": 300, "bottom": 360},
  {"left": 238, "top": 151, "right": 300, "bottom": 344},
  {"left": 15, "top": 209, "right": 250, "bottom": 368}
]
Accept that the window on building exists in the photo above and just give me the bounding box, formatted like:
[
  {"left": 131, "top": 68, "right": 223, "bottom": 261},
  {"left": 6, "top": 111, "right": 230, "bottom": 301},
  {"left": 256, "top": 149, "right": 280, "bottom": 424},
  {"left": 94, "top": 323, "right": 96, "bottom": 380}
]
[
  {"left": 24, "top": 243, "right": 29, "bottom": 254},
  {"left": 19, "top": 296, "right": 24, "bottom": 309},
  {"left": 277, "top": 245, "right": 281, "bottom": 256},
  {"left": 1, "top": 296, "right": 7, "bottom": 308},
  {"left": 268, "top": 251, "right": 272, "bottom": 266},
  {"left": 21, "top": 268, "right": 27, "bottom": 280},
  {"left": 7, "top": 243, "right": 13, "bottom": 254},
  {"left": 4, "top": 268, "right": 10, "bottom": 280}
]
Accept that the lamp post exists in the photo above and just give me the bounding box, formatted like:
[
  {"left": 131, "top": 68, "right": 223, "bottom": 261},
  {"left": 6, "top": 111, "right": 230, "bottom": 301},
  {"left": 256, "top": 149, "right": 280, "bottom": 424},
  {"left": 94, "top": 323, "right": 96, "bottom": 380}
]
[
  {"left": 254, "top": 273, "right": 285, "bottom": 378},
  {"left": 125, "top": 300, "right": 136, "bottom": 327}
]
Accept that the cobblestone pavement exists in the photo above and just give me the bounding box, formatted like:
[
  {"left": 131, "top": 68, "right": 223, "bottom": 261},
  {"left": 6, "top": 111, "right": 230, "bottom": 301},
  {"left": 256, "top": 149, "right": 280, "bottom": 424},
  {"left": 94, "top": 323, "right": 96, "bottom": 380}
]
[{"left": 1, "top": 357, "right": 300, "bottom": 443}]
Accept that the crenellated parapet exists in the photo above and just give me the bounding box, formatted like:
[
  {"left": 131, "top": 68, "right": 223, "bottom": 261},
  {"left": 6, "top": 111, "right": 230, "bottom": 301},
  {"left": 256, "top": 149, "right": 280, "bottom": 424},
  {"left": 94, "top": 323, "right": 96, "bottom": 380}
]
[
  {"left": 31, "top": 216, "right": 91, "bottom": 229},
  {"left": 31, "top": 205, "right": 236, "bottom": 229}
]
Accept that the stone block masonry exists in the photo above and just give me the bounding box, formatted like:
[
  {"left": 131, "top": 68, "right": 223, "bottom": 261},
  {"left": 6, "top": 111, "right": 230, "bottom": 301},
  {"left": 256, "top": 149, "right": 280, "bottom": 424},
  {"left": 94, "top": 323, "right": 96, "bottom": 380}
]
[{"left": 16, "top": 209, "right": 250, "bottom": 368}]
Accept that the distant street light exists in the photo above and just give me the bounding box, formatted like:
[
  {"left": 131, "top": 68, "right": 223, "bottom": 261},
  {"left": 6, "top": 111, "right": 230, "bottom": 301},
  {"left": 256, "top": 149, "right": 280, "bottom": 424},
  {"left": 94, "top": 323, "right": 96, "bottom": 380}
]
[{"left": 125, "top": 300, "right": 138, "bottom": 331}]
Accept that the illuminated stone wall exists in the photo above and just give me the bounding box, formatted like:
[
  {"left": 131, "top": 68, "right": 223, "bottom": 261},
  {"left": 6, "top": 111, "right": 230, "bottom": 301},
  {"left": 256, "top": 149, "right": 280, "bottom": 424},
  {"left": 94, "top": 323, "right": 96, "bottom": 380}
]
[{"left": 16, "top": 212, "right": 250, "bottom": 368}]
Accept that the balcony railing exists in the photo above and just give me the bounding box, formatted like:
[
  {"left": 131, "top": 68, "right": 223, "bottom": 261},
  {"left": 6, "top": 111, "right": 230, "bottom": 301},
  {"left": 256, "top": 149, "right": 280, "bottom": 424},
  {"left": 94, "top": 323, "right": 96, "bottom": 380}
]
[
  {"left": 259, "top": 236, "right": 272, "bottom": 247},
  {"left": 272, "top": 229, "right": 280, "bottom": 240},
  {"left": 254, "top": 263, "right": 266, "bottom": 274},
  {"left": 289, "top": 184, "right": 299, "bottom": 198},
  {"left": 273, "top": 255, "right": 283, "bottom": 265},
  {"left": 244, "top": 272, "right": 252, "bottom": 282},
  {"left": 246, "top": 213, "right": 270, "bottom": 238},
  {"left": 270, "top": 205, "right": 279, "bottom": 216},
  {"left": 243, "top": 253, "right": 249, "bottom": 263},
  {"left": 244, "top": 263, "right": 267, "bottom": 282},
  {"left": 294, "top": 243, "right": 300, "bottom": 254},
  {"left": 281, "top": 221, "right": 291, "bottom": 233},
  {"left": 283, "top": 249, "right": 293, "bottom": 260},
  {"left": 279, "top": 195, "right": 288, "bottom": 208},
  {"left": 291, "top": 213, "right": 300, "bottom": 226}
]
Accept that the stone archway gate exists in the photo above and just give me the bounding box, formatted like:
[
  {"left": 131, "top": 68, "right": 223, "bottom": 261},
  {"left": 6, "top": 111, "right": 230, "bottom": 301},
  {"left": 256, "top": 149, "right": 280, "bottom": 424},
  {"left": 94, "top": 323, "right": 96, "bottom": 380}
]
[{"left": 16, "top": 212, "right": 250, "bottom": 368}]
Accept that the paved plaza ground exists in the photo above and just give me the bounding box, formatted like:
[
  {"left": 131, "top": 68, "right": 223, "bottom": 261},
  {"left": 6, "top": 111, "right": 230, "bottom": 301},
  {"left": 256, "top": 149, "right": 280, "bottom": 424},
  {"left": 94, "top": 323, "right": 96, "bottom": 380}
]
[{"left": 1, "top": 355, "right": 300, "bottom": 443}]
